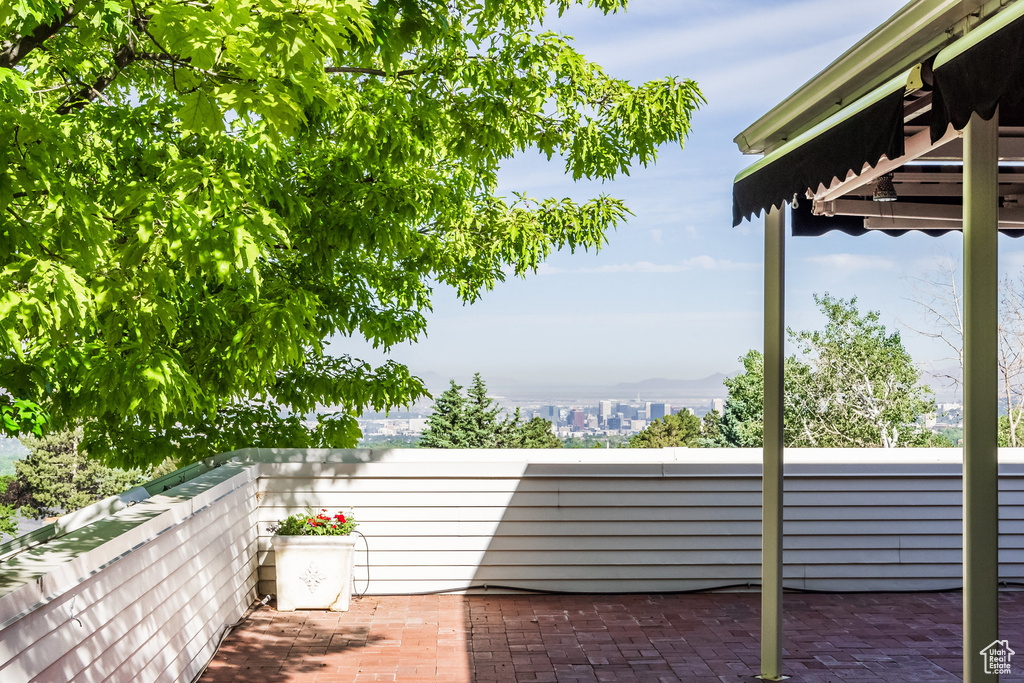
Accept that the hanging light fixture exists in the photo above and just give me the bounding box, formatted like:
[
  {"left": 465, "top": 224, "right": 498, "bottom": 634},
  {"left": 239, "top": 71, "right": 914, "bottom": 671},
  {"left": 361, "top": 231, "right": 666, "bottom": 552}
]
[{"left": 873, "top": 172, "right": 898, "bottom": 202}]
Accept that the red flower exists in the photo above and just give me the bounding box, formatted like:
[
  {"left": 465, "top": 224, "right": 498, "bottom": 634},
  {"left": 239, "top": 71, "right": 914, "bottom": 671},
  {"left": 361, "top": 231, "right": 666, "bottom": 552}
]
[{"left": 279, "top": 508, "right": 355, "bottom": 537}]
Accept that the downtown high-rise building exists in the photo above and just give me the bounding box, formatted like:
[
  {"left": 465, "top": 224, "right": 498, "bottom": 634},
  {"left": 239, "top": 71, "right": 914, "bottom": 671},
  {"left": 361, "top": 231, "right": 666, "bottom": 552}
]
[
  {"left": 650, "top": 403, "right": 671, "bottom": 420},
  {"left": 616, "top": 403, "right": 637, "bottom": 420},
  {"left": 538, "top": 406, "right": 560, "bottom": 425}
]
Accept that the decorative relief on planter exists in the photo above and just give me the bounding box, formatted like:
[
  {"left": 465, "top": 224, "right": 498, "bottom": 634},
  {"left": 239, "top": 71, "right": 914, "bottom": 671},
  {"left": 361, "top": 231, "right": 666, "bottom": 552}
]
[{"left": 300, "top": 563, "right": 326, "bottom": 593}]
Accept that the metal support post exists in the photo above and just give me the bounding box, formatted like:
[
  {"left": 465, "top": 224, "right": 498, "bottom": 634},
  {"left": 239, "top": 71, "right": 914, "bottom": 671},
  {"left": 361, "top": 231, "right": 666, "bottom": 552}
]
[
  {"left": 759, "top": 205, "right": 787, "bottom": 681},
  {"left": 963, "top": 110, "right": 1000, "bottom": 683}
]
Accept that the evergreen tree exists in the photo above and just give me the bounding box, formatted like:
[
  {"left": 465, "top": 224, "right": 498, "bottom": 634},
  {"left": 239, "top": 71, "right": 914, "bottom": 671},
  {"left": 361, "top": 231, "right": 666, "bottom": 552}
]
[
  {"left": 496, "top": 410, "right": 562, "bottom": 449},
  {"left": 15, "top": 430, "right": 149, "bottom": 518},
  {"left": 418, "top": 381, "right": 471, "bottom": 449},
  {"left": 465, "top": 373, "right": 501, "bottom": 447},
  {"left": 421, "top": 375, "right": 562, "bottom": 449},
  {"left": 718, "top": 351, "right": 811, "bottom": 448},
  {"left": 0, "top": 477, "right": 17, "bottom": 537},
  {"left": 515, "top": 417, "right": 564, "bottom": 449},
  {"left": 699, "top": 410, "right": 723, "bottom": 447}
]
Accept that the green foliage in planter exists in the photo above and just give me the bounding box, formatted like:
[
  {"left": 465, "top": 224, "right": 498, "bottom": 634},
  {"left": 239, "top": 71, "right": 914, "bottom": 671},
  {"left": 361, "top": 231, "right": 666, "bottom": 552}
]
[{"left": 275, "top": 508, "right": 357, "bottom": 536}]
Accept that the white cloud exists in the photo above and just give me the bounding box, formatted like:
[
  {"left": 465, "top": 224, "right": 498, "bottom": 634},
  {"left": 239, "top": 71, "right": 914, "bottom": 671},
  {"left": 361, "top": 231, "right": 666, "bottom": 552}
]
[
  {"left": 563, "top": 1, "right": 900, "bottom": 72},
  {"left": 1002, "top": 248, "right": 1024, "bottom": 274},
  {"left": 695, "top": 35, "right": 866, "bottom": 113},
  {"left": 539, "top": 256, "right": 758, "bottom": 275},
  {"left": 803, "top": 253, "right": 897, "bottom": 272},
  {"left": 535, "top": 263, "right": 568, "bottom": 275},
  {"left": 436, "top": 308, "right": 762, "bottom": 328},
  {"left": 909, "top": 251, "right": 959, "bottom": 273},
  {"left": 550, "top": 0, "right": 907, "bottom": 98},
  {"left": 584, "top": 261, "right": 687, "bottom": 274}
]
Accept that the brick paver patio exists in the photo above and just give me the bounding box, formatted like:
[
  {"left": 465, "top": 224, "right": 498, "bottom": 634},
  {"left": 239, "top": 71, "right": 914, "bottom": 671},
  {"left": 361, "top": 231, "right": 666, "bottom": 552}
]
[{"left": 199, "top": 591, "right": 1024, "bottom": 682}]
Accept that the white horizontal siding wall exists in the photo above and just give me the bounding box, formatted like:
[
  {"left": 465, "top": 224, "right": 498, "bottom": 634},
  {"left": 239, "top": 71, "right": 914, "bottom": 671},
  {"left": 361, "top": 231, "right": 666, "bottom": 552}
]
[
  {"left": 255, "top": 448, "right": 1024, "bottom": 595},
  {"left": 0, "top": 461, "right": 260, "bottom": 683},
  {"left": 3, "top": 446, "right": 1023, "bottom": 682}
]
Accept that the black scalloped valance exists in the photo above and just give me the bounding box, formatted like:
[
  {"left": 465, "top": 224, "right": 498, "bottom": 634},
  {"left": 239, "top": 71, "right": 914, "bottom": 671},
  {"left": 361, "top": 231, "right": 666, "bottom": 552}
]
[
  {"left": 931, "top": 9, "right": 1024, "bottom": 142},
  {"left": 732, "top": 87, "right": 906, "bottom": 226},
  {"left": 789, "top": 193, "right": 1024, "bottom": 238}
]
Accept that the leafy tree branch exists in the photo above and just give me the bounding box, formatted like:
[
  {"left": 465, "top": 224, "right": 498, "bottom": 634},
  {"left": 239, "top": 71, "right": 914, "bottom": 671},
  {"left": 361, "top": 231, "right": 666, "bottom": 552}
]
[
  {"left": 719, "top": 295, "right": 942, "bottom": 449},
  {"left": 1, "top": 0, "right": 701, "bottom": 466},
  {"left": 629, "top": 411, "right": 702, "bottom": 448},
  {"left": 0, "top": 4, "right": 77, "bottom": 69}
]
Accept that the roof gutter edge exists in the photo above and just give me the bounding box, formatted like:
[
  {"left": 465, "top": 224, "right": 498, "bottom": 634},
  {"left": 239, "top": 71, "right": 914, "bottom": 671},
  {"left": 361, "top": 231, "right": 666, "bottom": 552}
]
[{"left": 735, "top": 0, "right": 987, "bottom": 155}]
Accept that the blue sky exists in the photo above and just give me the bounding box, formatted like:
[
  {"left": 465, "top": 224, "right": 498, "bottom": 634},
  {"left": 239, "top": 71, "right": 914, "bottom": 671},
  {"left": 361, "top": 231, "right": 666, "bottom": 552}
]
[{"left": 331, "top": 0, "right": 1024, "bottom": 389}]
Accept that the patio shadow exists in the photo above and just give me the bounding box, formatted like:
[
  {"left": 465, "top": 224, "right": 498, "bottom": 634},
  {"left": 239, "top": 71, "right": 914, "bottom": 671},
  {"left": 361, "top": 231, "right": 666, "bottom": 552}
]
[{"left": 199, "top": 599, "right": 389, "bottom": 682}]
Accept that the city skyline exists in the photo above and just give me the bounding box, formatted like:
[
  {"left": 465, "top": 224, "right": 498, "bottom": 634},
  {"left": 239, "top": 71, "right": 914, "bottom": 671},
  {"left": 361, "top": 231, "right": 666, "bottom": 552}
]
[{"left": 358, "top": 394, "right": 964, "bottom": 444}]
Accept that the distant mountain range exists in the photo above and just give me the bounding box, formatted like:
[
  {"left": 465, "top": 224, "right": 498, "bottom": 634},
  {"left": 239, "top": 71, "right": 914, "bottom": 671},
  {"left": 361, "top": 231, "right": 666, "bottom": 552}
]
[{"left": 606, "top": 374, "right": 730, "bottom": 398}]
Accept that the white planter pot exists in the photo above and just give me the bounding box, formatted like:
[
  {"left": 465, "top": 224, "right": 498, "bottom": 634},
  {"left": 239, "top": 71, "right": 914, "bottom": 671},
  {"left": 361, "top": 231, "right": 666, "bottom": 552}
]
[{"left": 272, "top": 534, "right": 357, "bottom": 611}]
